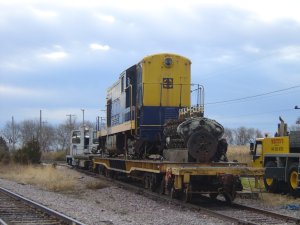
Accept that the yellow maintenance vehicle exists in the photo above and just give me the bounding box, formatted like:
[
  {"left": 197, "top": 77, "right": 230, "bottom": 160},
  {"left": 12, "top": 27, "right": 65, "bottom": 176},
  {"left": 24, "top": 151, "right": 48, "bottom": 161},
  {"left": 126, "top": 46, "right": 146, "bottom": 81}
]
[{"left": 250, "top": 117, "right": 300, "bottom": 195}]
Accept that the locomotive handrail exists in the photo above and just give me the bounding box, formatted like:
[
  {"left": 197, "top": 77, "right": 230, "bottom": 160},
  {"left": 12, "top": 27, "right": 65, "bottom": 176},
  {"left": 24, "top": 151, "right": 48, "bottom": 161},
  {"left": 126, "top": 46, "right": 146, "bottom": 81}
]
[{"left": 141, "top": 82, "right": 204, "bottom": 109}]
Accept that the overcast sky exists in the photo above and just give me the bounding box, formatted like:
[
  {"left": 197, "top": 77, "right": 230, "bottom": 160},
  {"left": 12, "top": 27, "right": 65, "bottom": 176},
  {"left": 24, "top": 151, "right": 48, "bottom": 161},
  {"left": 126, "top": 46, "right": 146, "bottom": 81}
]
[{"left": 1, "top": 0, "right": 300, "bottom": 135}]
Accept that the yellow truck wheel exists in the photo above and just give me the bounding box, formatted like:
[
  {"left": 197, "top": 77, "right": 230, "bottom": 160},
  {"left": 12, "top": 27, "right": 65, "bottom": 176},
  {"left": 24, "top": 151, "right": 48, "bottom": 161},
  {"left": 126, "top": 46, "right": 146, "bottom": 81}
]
[
  {"left": 264, "top": 161, "right": 278, "bottom": 193},
  {"left": 288, "top": 163, "right": 300, "bottom": 196}
]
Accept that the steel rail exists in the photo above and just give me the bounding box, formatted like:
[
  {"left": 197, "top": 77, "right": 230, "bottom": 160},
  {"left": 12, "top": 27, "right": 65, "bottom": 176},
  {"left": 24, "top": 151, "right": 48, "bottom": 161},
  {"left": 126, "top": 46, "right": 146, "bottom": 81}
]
[
  {"left": 0, "top": 186, "right": 85, "bottom": 225},
  {"left": 231, "top": 202, "right": 300, "bottom": 224}
]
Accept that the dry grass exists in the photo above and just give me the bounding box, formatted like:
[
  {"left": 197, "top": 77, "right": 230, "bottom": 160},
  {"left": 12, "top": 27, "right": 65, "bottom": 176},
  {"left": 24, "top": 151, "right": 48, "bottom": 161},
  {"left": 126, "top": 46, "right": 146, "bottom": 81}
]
[
  {"left": 0, "top": 164, "right": 77, "bottom": 192},
  {"left": 85, "top": 181, "right": 108, "bottom": 190},
  {"left": 260, "top": 192, "right": 300, "bottom": 206},
  {"left": 227, "top": 145, "right": 253, "bottom": 166},
  {"left": 41, "top": 151, "right": 66, "bottom": 162}
]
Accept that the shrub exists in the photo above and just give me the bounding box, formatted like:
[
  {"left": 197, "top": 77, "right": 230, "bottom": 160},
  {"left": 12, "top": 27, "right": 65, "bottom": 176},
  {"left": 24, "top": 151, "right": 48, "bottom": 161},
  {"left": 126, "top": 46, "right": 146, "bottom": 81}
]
[
  {"left": 13, "top": 139, "right": 41, "bottom": 164},
  {"left": 0, "top": 150, "right": 11, "bottom": 164},
  {"left": 0, "top": 136, "right": 11, "bottom": 164},
  {"left": 41, "top": 151, "right": 66, "bottom": 161}
]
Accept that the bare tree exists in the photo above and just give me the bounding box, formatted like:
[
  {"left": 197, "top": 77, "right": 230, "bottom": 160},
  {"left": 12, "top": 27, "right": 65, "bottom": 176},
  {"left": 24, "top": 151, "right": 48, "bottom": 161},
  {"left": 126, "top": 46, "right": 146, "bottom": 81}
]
[
  {"left": 224, "top": 128, "right": 234, "bottom": 145},
  {"left": 1, "top": 120, "right": 21, "bottom": 150},
  {"left": 19, "top": 120, "right": 39, "bottom": 146},
  {"left": 255, "top": 129, "right": 263, "bottom": 138},
  {"left": 234, "top": 127, "right": 249, "bottom": 145},
  {"left": 40, "top": 123, "right": 56, "bottom": 151},
  {"left": 0, "top": 136, "right": 9, "bottom": 152}
]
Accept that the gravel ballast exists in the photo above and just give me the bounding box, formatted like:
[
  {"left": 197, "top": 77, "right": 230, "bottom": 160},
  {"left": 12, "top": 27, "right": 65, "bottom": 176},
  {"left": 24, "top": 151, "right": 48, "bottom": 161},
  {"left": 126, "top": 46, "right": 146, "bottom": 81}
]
[
  {"left": 0, "top": 167, "right": 228, "bottom": 225},
  {"left": 2, "top": 166, "right": 300, "bottom": 225}
]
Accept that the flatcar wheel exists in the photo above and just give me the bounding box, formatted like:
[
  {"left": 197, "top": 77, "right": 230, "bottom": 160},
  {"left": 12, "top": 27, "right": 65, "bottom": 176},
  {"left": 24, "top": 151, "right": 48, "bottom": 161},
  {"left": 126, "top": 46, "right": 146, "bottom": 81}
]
[
  {"left": 170, "top": 188, "right": 177, "bottom": 199},
  {"left": 223, "top": 192, "right": 233, "bottom": 205},
  {"left": 159, "top": 179, "right": 165, "bottom": 195},
  {"left": 149, "top": 177, "right": 156, "bottom": 192},
  {"left": 105, "top": 168, "right": 111, "bottom": 178},
  {"left": 183, "top": 187, "right": 192, "bottom": 202},
  {"left": 209, "top": 193, "right": 218, "bottom": 200},
  {"left": 97, "top": 165, "right": 102, "bottom": 175},
  {"left": 144, "top": 176, "right": 149, "bottom": 189}
]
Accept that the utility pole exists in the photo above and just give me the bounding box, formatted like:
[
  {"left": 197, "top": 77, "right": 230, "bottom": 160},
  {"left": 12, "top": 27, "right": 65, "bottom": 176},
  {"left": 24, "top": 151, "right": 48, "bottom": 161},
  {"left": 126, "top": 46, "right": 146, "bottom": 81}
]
[
  {"left": 295, "top": 106, "right": 300, "bottom": 125},
  {"left": 96, "top": 116, "right": 100, "bottom": 131},
  {"left": 81, "top": 109, "right": 85, "bottom": 126},
  {"left": 39, "top": 110, "right": 42, "bottom": 144},
  {"left": 11, "top": 116, "right": 15, "bottom": 151},
  {"left": 66, "top": 114, "right": 75, "bottom": 129}
]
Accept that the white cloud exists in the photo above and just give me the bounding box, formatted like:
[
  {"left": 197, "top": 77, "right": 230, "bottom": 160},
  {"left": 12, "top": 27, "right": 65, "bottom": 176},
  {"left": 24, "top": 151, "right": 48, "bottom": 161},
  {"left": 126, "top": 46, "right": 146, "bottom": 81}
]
[
  {"left": 210, "top": 54, "right": 233, "bottom": 63},
  {"left": 89, "top": 43, "right": 110, "bottom": 51},
  {"left": 0, "top": 61, "right": 29, "bottom": 71},
  {"left": 199, "top": 0, "right": 300, "bottom": 23},
  {"left": 243, "top": 45, "right": 260, "bottom": 54},
  {"left": 277, "top": 46, "right": 300, "bottom": 61},
  {"left": 40, "top": 51, "right": 68, "bottom": 60},
  {"left": 29, "top": 6, "right": 58, "bottom": 21},
  {"left": 95, "top": 13, "right": 115, "bottom": 23},
  {"left": 0, "top": 85, "right": 41, "bottom": 97}
]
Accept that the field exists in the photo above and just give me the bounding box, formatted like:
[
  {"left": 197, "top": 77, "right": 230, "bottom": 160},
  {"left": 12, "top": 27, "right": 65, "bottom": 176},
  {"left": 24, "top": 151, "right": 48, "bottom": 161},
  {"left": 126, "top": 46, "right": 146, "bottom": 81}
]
[
  {"left": 0, "top": 164, "right": 107, "bottom": 192},
  {"left": 0, "top": 164, "right": 76, "bottom": 192},
  {"left": 227, "top": 145, "right": 253, "bottom": 166}
]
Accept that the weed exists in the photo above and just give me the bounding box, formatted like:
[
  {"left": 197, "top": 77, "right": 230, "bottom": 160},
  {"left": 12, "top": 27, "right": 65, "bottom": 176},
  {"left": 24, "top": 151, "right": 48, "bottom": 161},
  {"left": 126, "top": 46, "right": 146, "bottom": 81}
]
[
  {"left": 0, "top": 164, "right": 76, "bottom": 192},
  {"left": 86, "top": 181, "right": 108, "bottom": 190}
]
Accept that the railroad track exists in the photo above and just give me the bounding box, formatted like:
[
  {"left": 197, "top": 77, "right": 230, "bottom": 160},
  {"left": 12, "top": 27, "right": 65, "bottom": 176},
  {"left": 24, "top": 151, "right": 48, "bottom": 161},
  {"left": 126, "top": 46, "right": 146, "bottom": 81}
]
[
  {"left": 0, "top": 186, "right": 85, "bottom": 225},
  {"left": 195, "top": 197, "right": 300, "bottom": 225},
  {"left": 66, "top": 164, "right": 300, "bottom": 225}
]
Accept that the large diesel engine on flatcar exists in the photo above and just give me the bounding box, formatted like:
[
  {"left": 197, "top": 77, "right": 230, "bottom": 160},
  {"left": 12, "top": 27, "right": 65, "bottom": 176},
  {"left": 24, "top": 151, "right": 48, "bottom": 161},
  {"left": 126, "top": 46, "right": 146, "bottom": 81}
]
[{"left": 164, "top": 113, "right": 228, "bottom": 163}]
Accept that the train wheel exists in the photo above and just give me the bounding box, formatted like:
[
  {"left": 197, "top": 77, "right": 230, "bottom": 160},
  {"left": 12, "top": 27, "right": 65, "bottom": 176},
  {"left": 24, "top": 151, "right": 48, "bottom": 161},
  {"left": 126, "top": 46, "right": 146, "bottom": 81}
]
[
  {"left": 105, "top": 168, "right": 113, "bottom": 178},
  {"left": 149, "top": 175, "right": 157, "bottom": 192},
  {"left": 170, "top": 188, "right": 177, "bottom": 199},
  {"left": 288, "top": 163, "right": 300, "bottom": 196},
  {"left": 209, "top": 193, "right": 218, "bottom": 200},
  {"left": 183, "top": 186, "right": 192, "bottom": 202},
  {"left": 159, "top": 179, "right": 165, "bottom": 195},
  {"left": 264, "top": 161, "right": 278, "bottom": 193},
  {"left": 223, "top": 192, "right": 233, "bottom": 204},
  {"left": 144, "top": 176, "right": 149, "bottom": 189},
  {"left": 97, "top": 165, "right": 102, "bottom": 175}
]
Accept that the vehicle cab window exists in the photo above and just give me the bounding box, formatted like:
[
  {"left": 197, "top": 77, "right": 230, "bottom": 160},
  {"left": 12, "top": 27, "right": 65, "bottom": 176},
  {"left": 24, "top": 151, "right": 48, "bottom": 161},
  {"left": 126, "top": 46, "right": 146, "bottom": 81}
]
[
  {"left": 255, "top": 141, "right": 262, "bottom": 156},
  {"left": 93, "top": 131, "right": 99, "bottom": 144},
  {"left": 72, "top": 131, "right": 81, "bottom": 144}
]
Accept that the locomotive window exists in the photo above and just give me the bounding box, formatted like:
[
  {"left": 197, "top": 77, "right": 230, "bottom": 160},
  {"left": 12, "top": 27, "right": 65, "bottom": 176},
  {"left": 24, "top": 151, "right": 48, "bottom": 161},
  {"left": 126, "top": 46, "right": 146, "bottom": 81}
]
[{"left": 121, "top": 76, "right": 124, "bottom": 92}]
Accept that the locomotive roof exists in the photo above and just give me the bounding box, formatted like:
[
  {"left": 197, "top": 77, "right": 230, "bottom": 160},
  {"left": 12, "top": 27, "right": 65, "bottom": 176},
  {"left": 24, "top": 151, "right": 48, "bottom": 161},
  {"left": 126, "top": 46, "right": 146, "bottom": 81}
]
[
  {"left": 106, "top": 53, "right": 191, "bottom": 92},
  {"left": 140, "top": 53, "right": 191, "bottom": 64}
]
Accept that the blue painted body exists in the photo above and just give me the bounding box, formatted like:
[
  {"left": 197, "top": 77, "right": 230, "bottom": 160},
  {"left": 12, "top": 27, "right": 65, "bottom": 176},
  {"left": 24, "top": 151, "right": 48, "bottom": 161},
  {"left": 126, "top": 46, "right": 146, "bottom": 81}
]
[{"left": 139, "top": 106, "right": 180, "bottom": 141}]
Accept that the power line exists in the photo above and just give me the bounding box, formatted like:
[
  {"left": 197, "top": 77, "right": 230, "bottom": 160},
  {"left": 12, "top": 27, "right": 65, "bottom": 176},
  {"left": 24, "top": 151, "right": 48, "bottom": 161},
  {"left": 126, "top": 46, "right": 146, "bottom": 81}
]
[
  {"left": 222, "top": 108, "right": 295, "bottom": 120},
  {"left": 206, "top": 85, "right": 300, "bottom": 105}
]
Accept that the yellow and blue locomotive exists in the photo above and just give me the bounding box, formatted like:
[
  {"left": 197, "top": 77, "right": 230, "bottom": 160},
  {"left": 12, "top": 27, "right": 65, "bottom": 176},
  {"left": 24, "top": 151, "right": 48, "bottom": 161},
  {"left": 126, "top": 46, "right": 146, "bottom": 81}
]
[{"left": 99, "top": 53, "right": 194, "bottom": 158}]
